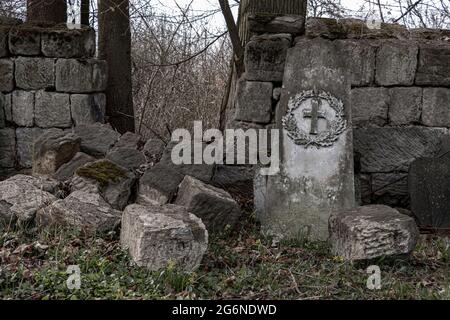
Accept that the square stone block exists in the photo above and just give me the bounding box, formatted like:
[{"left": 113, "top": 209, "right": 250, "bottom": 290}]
[
  {"left": 12, "top": 90, "right": 34, "bottom": 127},
  {"left": 422, "top": 88, "right": 450, "bottom": 127},
  {"left": 41, "top": 27, "right": 95, "bottom": 58},
  {"left": 234, "top": 80, "right": 273, "bottom": 124},
  {"left": 9, "top": 26, "right": 41, "bottom": 56},
  {"left": 35, "top": 91, "right": 72, "bottom": 128},
  {"left": 351, "top": 87, "right": 389, "bottom": 127},
  {"left": 389, "top": 87, "right": 422, "bottom": 126},
  {"left": 15, "top": 57, "right": 55, "bottom": 90},
  {"left": 71, "top": 93, "right": 106, "bottom": 125},
  {"left": 56, "top": 59, "right": 107, "bottom": 93},
  {"left": 416, "top": 42, "right": 450, "bottom": 86}
]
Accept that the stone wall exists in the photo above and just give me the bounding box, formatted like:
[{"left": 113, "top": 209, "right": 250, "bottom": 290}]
[
  {"left": 0, "top": 19, "right": 107, "bottom": 179},
  {"left": 228, "top": 17, "right": 450, "bottom": 210}
]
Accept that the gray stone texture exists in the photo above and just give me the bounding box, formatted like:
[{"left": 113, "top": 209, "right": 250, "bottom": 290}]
[
  {"left": 113, "top": 132, "right": 144, "bottom": 150},
  {"left": 422, "top": 88, "right": 450, "bottom": 127},
  {"left": 416, "top": 42, "right": 450, "bottom": 86},
  {"left": 389, "top": 87, "right": 422, "bottom": 125},
  {"left": 0, "top": 59, "right": 14, "bottom": 92},
  {"left": 120, "top": 203, "right": 208, "bottom": 272},
  {"left": 143, "top": 139, "right": 166, "bottom": 161},
  {"left": 351, "top": 87, "right": 389, "bottom": 127},
  {"left": 0, "top": 128, "right": 16, "bottom": 168},
  {"left": 70, "top": 93, "right": 106, "bottom": 125},
  {"left": 55, "top": 59, "right": 107, "bottom": 93},
  {"left": 245, "top": 33, "right": 291, "bottom": 82},
  {"left": 329, "top": 205, "right": 419, "bottom": 261},
  {"left": 354, "top": 127, "right": 445, "bottom": 173},
  {"left": 336, "top": 40, "right": 376, "bottom": 86},
  {"left": 409, "top": 156, "right": 450, "bottom": 229},
  {"left": 376, "top": 41, "right": 418, "bottom": 86},
  {"left": 73, "top": 123, "right": 121, "bottom": 157},
  {"left": 0, "top": 175, "right": 57, "bottom": 229},
  {"left": 0, "top": 93, "right": 5, "bottom": 128},
  {"left": 37, "top": 190, "right": 121, "bottom": 235},
  {"left": 15, "top": 57, "right": 55, "bottom": 90},
  {"left": 106, "top": 147, "right": 146, "bottom": 171},
  {"left": 175, "top": 176, "right": 241, "bottom": 234},
  {"left": 248, "top": 14, "right": 305, "bottom": 35},
  {"left": 35, "top": 91, "right": 72, "bottom": 128},
  {"left": 234, "top": 80, "right": 273, "bottom": 124},
  {"left": 16, "top": 127, "right": 45, "bottom": 168},
  {"left": 0, "top": 27, "right": 8, "bottom": 57},
  {"left": 8, "top": 27, "right": 41, "bottom": 56},
  {"left": 33, "top": 129, "right": 81, "bottom": 175},
  {"left": 372, "top": 173, "right": 409, "bottom": 207},
  {"left": 54, "top": 152, "right": 95, "bottom": 182},
  {"left": 12, "top": 90, "right": 34, "bottom": 127},
  {"left": 41, "top": 27, "right": 95, "bottom": 58}
]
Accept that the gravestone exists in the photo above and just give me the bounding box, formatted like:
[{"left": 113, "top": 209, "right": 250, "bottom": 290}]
[{"left": 258, "top": 38, "right": 355, "bottom": 240}]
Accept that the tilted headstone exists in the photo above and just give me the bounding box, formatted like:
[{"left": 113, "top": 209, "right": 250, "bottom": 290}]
[{"left": 258, "top": 38, "right": 355, "bottom": 240}]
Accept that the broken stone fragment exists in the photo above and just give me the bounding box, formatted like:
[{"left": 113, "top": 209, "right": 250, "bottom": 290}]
[
  {"left": 54, "top": 152, "right": 95, "bottom": 181},
  {"left": 175, "top": 176, "right": 241, "bottom": 234},
  {"left": 120, "top": 203, "right": 208, "bottom": 272},
  {"left": 36, "top": 190, "right": 122, "bottom": 236},
  {"left": 74, "top": 159, "right": 136, "bottom": 210},
  {"left": 329, "top": 205, "right": 419, "bottom": 261},
  {"left": 33, "top": 130, "right": 81, "bottom": 176},
  {"left": 73, "top": 123, "right": 120, "bottom": 157}
]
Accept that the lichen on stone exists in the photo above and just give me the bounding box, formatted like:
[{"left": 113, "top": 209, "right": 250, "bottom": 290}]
[{"left": 76, "top": 160, "right": 127, "bottom": 186}]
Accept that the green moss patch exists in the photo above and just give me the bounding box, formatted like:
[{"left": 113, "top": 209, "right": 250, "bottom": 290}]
[{"left": 76, "top": 160, "right": 127, "bottom": 186}]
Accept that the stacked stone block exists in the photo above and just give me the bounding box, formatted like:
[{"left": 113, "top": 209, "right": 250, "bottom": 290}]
[
  {"left": 0, "top": 20, "right": 107, "bottom": 177},
  {"left": 229, "top": 17, "right": 450, "bottom": 210}
]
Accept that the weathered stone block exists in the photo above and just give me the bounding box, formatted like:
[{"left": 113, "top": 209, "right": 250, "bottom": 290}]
[
  {"left": 249, "top": 14, "right": 305, "bottom": 35},
  {"left": 15, "top": 57, "right": 55, "bottom": 90},
  {"left": 416, "top": 42, "right": 450, "bottom": 86},
  {"left": 143, "top": 139, "right": 165, "bottom": 161},
  {"left": 3, "top": 93, "right": 11, "bottom": 122},
  {"left": 0, "top": 59, "right": 14, "bottom": 92},
  {"left": 137, "top": 163, "right": 184, "bottom": 205},
  {"left": 389, "top": 87, "right": 422, "bottom": 125},
  {"left": 106, "top": 147, "right": 146, "bottom": 171},
  {"left": 245, "top": 33, "right": 291, "bottom": 82},
  {"left": 329, "top": 205, "right": 419, "bottom": 261},
  {"left": 70, "top": 93, "right": 105, "bottom": 125},
  {"left": 55, "top": 59, "right": 107, "bottom": 93},
  {"left": 376, "top": 41, "right": 418, "bottom": 86},
  {"left": 351, "top": 87, "right": 389, "bottom": 127},
  {"left": 12, "top": 90, "right": 34, "bottom": 127},
  {"left": 0, "top": 27, "right": 8, "bottom": 57},
  {"left": 336, "top": 40, "right": 376, "bottom": 86},
  {"left": 234, "top": 80, "right": 273, "bottom": 124},
  {"left": 54, "top": 152, "right": 94, "bottom": 181},
  {"left": 175, "top": 176, "right": 241, "bottom": 234},
  {"left": 41, "top": 28, "right": 95, "bottom": 58},
  {"left": 33, "top": 130, "right": 80, "bottom": 175},
  {"left": 37, "top": 190, "right": 121, "bottom": 235},
  {"left": 73, "top": 123, "right": 121, "bottom": 157},
  {"left": 120, "top": 203, "right": 208, "bottom": 272},
  {"left": 354, "top": 127, "right": 445, "bottom": 173},
  {"left": 8, "top": 26, "right": 41, "bottom": 56},
  {"left": 114, "top": 132, "right": 144, "bottom": 150},
  {"left": 422, "top": 88, "right": 450, "bottom": 127},
  {"left": 372, "top": 173, "right": 409, "bottom": 207},
  {"left": 35, "top": 91, "right": 71, "bottom": 128},
  {"left": 409, "top": 157, "right": 450, "bottom": 229},
  {"left": 16, "top": 127, "right": 45, "bottom": 168},
  {"left": 0, "top": 128, "right": 15, "bottom": 168}
]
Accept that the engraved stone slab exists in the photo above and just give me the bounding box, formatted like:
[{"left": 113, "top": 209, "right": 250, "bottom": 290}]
[{"left": 258, "top": 38, "right": 355, "bottom": 241}]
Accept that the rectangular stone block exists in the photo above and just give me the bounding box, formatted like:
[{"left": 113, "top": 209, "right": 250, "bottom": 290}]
[
  {"left": 70, "top": 93, "right": 106, "bottom": 125},
  {"left": 234, "top": 80, "right": 273, "bottom": 124},
  {"left": 35, "top": 91, "right": 72, "bottom": 128},
  {"left": 416, "top": 43, "right": 450, "bottom": 86},
  {"left": 389, "top": 87, "right": 422, "bottom": 125},
  {"left": 351, "top": 87, "right": 389, "bottom": 127},
  {"left": 15, "top": 57, "right": 55, "bottom": 90},
  {"left": 422, "top": 88, "right": 450, "bottom": 127},
  {"left": 0, "top": 59, "right": 14, "bottom": 92},
  {"left": 372, "top": 173, "right": 409, "bottom": 207},
  {"left": 245, "top": 33, "right": 291, "bottom": 82},
  {"left": 336, "top": 40, "right": 376, "bottom": 86},
  {"left": 249, "top": 14, "right": 305, "bottom": 35},
  {"left": 354, "top": 127, "right": 445, "bottom": 173},
  {"left": 12, "top": 90, "right": 34, "bottom": 127},
  {"left": 16, "top": 127, "right": 45, "bottom": 168},
  {"left": 9, "top": 26, "right": 41, "bottom": 56},
  {"left": 376, "top": 41, "right": 418, "bottom": 86},
  {"left": 56, "top": 59, "right": 107, "bottom": 93},
  {"left": 41, "top": 27, "right": 95, "bottom": 58},
  {"left": 0, "top": 128, "right": 16, "bottom": 168},
  {"left": 3, "top": 93, "right": 12, "bottom": 122}
]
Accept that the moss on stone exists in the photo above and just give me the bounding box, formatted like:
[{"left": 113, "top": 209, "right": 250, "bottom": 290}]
[{"left": 76, "top": 160, "right": 127, "bottom": 186}]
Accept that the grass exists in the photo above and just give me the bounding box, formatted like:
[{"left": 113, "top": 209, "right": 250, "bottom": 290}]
[{"left": 0, "top": 214, "right": 448, "bottom": 300}]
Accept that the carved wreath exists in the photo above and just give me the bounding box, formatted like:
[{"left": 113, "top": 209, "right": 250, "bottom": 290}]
[{"left": 282, "top": 90, "right": 347, "bottom": 148}]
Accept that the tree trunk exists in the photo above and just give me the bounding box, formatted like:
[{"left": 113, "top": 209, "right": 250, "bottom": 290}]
[
  {"left": 238, "top": 0, "right": 307, "bottom": 44},
  {"left": 80, "top": 0, "right": 90, "bottom": 26},
  {"left": 98, "top": 0, "right": 135, "bottom": 134},
  {"left": 27, "top": 0, "right": 67, "bottom": 24}
]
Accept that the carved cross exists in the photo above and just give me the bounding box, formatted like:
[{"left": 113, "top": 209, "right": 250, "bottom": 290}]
[{"left": 303, "top": 95, "right": 326, "bottom": 135}]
